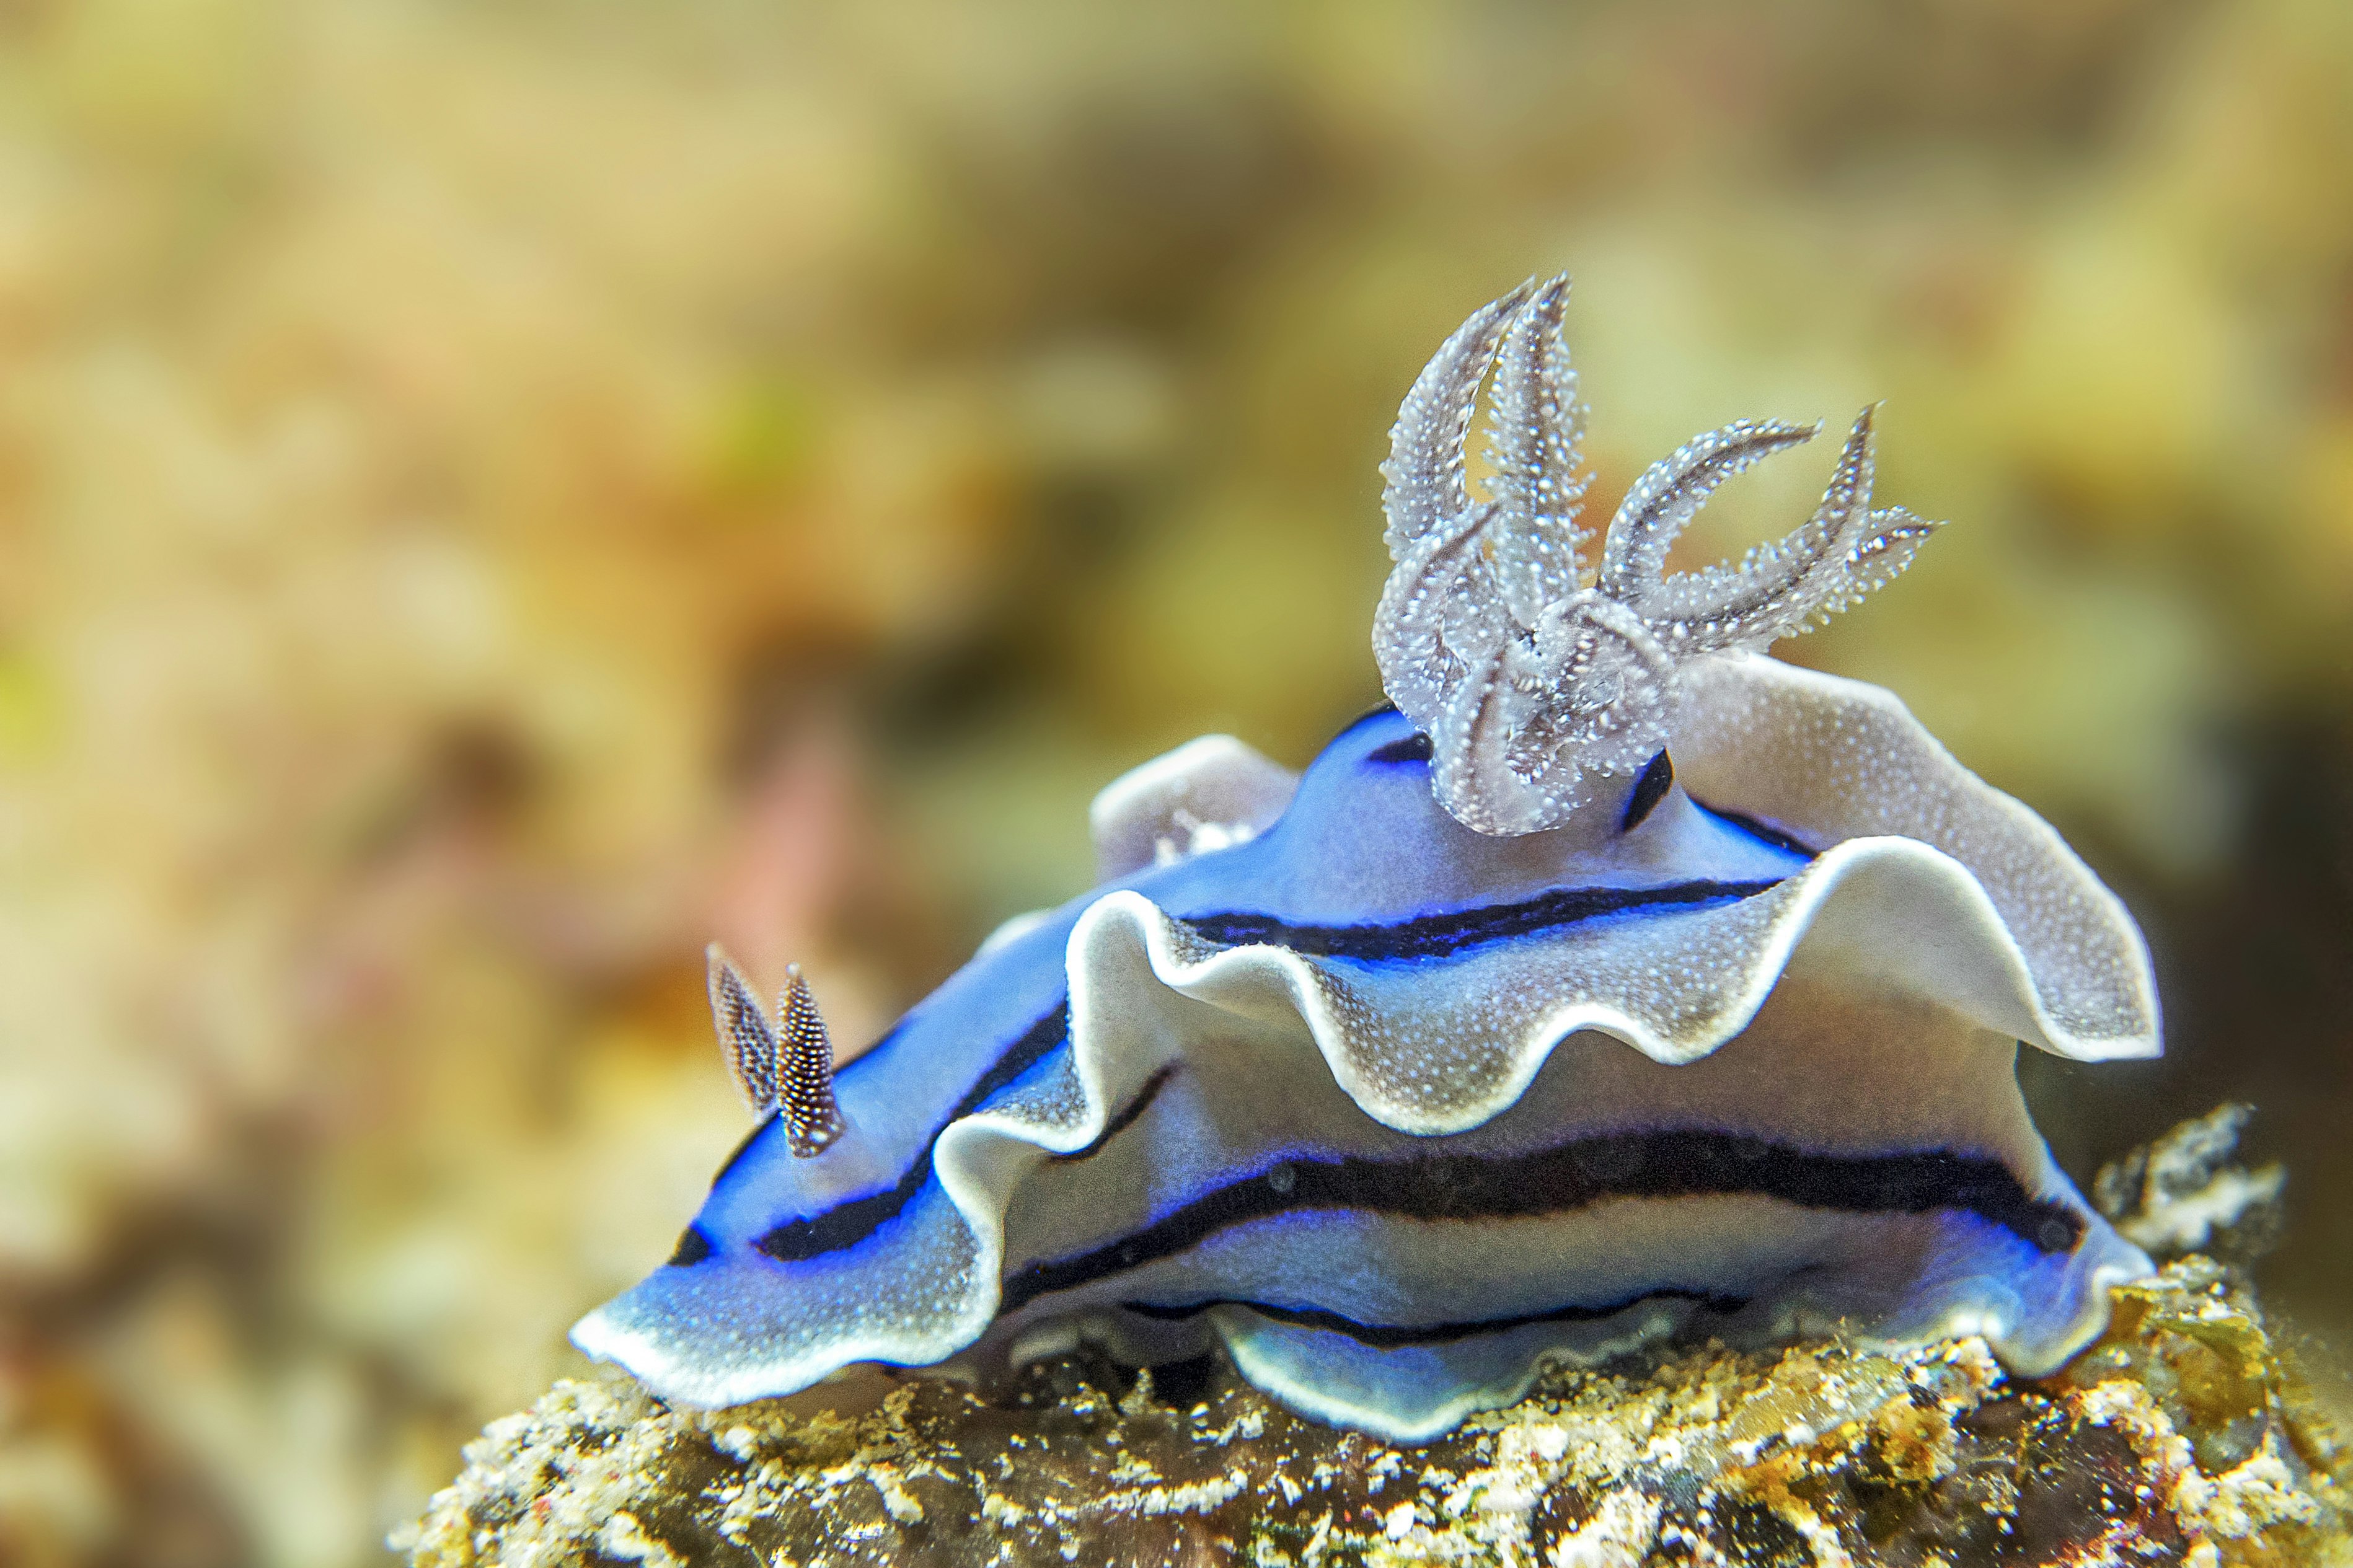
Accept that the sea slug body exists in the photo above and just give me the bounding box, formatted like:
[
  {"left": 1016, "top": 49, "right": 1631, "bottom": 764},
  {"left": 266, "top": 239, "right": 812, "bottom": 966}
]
[{"left": 571, "top": 276, "right": 2160, "bottom": 1443}]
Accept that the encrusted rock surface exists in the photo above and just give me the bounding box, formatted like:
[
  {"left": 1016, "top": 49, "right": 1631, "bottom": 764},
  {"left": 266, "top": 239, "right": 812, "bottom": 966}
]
[{"left": 403, "top": 1258, "right": 2348, "bottom": 1567}]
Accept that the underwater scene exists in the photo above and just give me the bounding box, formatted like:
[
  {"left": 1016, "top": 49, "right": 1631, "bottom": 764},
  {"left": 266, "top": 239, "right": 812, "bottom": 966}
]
[{"left": 2, "top": 2, "right": 2351, "bottom": 1564}]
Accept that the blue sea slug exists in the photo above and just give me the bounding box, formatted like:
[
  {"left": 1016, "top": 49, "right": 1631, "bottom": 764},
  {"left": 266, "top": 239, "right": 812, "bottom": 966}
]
[{"left": 572, "top": 275, "right": 2160, "bottom": 1443}]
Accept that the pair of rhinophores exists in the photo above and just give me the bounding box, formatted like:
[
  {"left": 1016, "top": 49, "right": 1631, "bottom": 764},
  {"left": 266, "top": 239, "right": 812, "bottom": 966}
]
[{"left": 573, "top": 275, "right": 2160, "bottom": 1443}]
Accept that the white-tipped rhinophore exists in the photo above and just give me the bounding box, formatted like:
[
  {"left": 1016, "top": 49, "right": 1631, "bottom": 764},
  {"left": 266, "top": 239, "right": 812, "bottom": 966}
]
[
  {"left": 705, "top": 945, "right": 844, "bottom": 1156},
  {"left": 1376, "top": 273, "right": 1945, "bottom": 836}
]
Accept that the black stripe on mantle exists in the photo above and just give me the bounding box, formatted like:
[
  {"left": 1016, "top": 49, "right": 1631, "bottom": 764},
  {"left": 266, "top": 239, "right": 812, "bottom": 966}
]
[
  {"left": 733, "top": 874, "right": 1792, "bottom": 1264},
  {"left": 1176, "top": 876, "right": 1786, "bottom": 963},
  {"left": 1120, "top": 1286, "right": 1749, "bottom": 1350},
  {"left": 995, "top": 1129, "right": 2084, "bottom": 1315},
  {"left": 734, "top": 866, "right": 1798, "bottom": 1271}
]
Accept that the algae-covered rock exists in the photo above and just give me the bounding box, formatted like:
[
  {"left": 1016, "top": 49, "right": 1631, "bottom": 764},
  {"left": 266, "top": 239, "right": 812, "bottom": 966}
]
[{"left": 402, "top": 1258, "right": 2349, "bottom": 1567}]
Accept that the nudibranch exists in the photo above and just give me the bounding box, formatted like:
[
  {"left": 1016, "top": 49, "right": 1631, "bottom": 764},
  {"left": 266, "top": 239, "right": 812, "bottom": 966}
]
[{"left": 573, "top": 275, "right": 2160, "bottom": 1443}]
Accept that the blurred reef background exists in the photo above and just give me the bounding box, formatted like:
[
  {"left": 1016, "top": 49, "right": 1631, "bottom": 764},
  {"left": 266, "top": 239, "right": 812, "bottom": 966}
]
[{"left": 0, "top": 1, "right": 2349, "bottom": 1563}]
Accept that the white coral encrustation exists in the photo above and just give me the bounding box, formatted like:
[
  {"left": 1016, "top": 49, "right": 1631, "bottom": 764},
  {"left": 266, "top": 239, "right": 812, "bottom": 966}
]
[{"left": 1376, "top": 275, "right": 1945, "bottom": 835}]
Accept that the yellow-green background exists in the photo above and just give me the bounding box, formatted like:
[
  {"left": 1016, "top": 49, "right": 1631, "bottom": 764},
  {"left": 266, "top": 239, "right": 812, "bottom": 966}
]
[{"left": 2, "top": 1, "right": 2349, "bottom": 1562}]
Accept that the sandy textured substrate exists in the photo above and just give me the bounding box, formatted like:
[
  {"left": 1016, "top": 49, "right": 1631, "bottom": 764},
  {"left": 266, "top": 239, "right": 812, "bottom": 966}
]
[{"left": 402, "top": 1257, "right": 2347, "bottom": 1567}]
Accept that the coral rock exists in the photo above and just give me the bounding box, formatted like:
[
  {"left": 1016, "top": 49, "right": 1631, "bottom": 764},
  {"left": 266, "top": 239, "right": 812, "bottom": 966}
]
[{"left": 403, "top": 1259, "right": 2349, "bottom": 1567}]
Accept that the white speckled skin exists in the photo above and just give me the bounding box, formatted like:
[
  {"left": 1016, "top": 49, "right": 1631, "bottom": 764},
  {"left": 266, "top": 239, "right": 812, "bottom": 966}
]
[{"left": 1675, "top": 655, "right": 2157, "bottom": 1045}]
